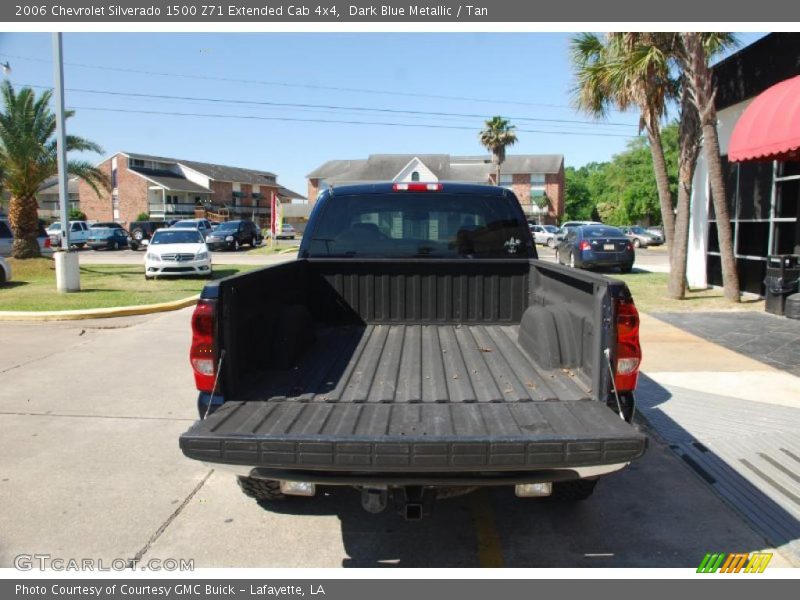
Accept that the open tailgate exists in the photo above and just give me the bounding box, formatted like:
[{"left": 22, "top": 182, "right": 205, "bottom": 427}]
[{"left": 180, "top": 401, "right": 646, "bottom": 472}]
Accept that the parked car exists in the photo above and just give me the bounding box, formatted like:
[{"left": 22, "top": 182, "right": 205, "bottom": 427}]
[
  {"left": 179, "top": 182, "right": 645, "bottom": 518},
  {"left": 556, "top": 224, "right": 634, "bottom": 272},
  {"left": 88, "top": 227, "right": 130, "bottom": 250},
  {"left": 0, "top": 217, "right": 53, "bottom": 257},
  {"left": 529, "top": 224, "right": 559, "bottom": 246},
  {"left": 205, "top": 219, "right": 263, "bottom": 251},
  {"left": 0, "top": 256, "right": 10, "bottom": 285},
  {"left": 545, "top": 221, "right": 603, "bottom": 248},
  {"left": 267, "top": 223, "right": 297, "bottom": 240},
  {"left": 46, "top": 220, "right": 90, "bottom": 248},
  {"left": 145, "top": 227, "right": 211, "bottom": 279},
  {"left": 171, "top": 218, "right": 213, "bottom": 239},
  {"left": 646, "top": 226, "right": 664, "bottom": 238},
  {"left": 209, "top": 221, "right": 221, "bottom": 231},
  {"left": 620, "top": 226, "right": 664, "bottom": 248},
  {"left": 128, "top": 221, "right": 168, "bottom": 250}
]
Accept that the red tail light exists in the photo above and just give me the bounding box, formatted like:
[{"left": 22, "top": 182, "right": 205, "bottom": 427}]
[
  {"left": 626, "top": 242, "right": 633, "bottom": 250},
  {"left": 392, "top": 183, "right": 443, "bottom": 192},
  {"left": 614, "top": 297, "right": 641, "bottom": 392},
  {"left": 579, "top": 240, "right": 591, "bottom": 251},
  {"left": 44, "top": 237, "right": 51, "bottom": 248},
  {"left": 190, "top": 299, "right": 217, "bottom": 392}
]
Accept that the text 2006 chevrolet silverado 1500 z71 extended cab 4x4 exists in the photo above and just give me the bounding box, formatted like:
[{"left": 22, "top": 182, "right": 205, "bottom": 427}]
[{"left": 179, "top": 183, "right": 646, "bottom": 519}]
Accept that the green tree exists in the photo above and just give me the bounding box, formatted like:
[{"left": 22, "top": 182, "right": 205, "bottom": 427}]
[
  {"left": 570, "top": 33, "right": 678, "bottom": 247},
  {"left": 479, "top": 116, "right": 518, "bottom": 184},
  {"left": 0, "top": 81, "right": 108, "bottom": 258}
]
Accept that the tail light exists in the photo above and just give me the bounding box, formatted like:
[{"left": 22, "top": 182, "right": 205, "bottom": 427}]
[
  {"left": 626, "top": 242, "right": 633, "bottom": 250},
  {"left": 392, "top": 183, "right": 443, "bottom": 192},
  {"left": 579, "top": 241, "right": 591, "bottom": 251},
  {"left": 44, "top": 237, "right": 51, "bottom": 248},
  {"left": 614, "top": 297, "right": 641, "bottom": 392},
  {"left": 190, "top": 299, "right": 217, "bottom": 392}
]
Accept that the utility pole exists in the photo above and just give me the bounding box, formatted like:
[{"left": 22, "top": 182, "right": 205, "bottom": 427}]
[{"left": 52, "top": 32, "right": 80, "bottom": 292}]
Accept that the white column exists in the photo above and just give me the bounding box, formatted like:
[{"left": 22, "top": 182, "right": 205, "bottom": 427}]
[{"left": 687, "top": 154, "right": 709, "bottom": 289}]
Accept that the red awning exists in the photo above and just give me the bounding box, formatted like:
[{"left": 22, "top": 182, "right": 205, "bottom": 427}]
[{"left": 728, "top": 75, "right": 800, "bottom": 162}]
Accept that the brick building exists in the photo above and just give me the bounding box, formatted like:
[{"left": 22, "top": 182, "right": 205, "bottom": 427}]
[
  {"left": 79, "top": 152, "right": 304, "bottom": 226},
  {"left": 306, "top": 154, "right": 565, "bottom": 223}
]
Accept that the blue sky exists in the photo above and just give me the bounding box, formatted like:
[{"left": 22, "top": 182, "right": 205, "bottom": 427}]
[{"left": 0, "top": 32, "right": 765, "bottom": 195}]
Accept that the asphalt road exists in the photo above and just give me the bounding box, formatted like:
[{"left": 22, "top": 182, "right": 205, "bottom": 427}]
[
  {"left": 76, "top": 243, "right": 671, "bottom": 273},
  {"left": 0, "top": 307, "right": 787, "bottom": 568}
]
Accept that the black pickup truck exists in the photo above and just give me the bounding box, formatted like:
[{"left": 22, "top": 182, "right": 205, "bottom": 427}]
[{"left": 179, "top": 183, "right": 645, "bottom": 519}]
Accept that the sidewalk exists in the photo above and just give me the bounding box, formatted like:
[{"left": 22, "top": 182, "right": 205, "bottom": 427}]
[{"left": 637, "top": 312, "right": 800, "bottom": 564}]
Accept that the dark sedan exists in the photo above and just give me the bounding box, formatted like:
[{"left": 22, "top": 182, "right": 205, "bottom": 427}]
[
  {"left": 88, "top": 227, "right": 129, "bottom": 250},
  {"left": 556, "top": 225, "right": 634, "bottom": 272},
  {"left": 205, "top": 219, "right": 262, "bottom": 251}
]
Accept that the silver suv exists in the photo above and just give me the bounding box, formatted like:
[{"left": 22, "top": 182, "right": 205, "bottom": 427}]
[{"left": 0, "top": 217, "right": 54, "bottom": 257}]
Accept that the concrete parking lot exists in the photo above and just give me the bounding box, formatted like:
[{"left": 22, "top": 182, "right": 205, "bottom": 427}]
[{"left": 0, "top": 306, "right": 789, "bottom": 568}]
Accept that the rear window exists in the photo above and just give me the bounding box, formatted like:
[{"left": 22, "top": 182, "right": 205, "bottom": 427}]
[
  {"left": 306, "top": 192, "right": 532, "bottom": 258},
  {"left": 583, "top": 226, "right": 625, "bottom": 238}
]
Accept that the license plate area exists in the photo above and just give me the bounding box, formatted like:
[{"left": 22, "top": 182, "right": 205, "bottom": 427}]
[{"left": 603, "top": 244, "right": 615, "bottom": 251}]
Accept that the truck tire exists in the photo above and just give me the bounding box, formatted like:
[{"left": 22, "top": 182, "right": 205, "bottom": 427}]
[
  {"left": 550, "top": 479, "right": 597, "bottom": 502},
  {"left": 237, "top": 475, "right": 285, "bottom": 502}
]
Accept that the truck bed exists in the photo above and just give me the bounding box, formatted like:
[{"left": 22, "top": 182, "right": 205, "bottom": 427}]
[
  {"left": 237, "top": 323, "right": 591, "bottom": 404},
  {"left": 180, "top": 258, "right": 647, "bottom": 473}
]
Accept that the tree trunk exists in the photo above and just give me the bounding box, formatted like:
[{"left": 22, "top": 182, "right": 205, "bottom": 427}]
[
  {"left": 645, "top": 124, "right": 675, "bottom": 249},
  {"left": 704, "top": 121, "right": 740, "bottom": 302},
  {"left": 668, "top": 90, "right": 701, "bottom": 299},
  {"left": 8, "top": 194, "right": 42, "bottom": 259},
  {"left": 682, "top": 32, "right": 740, "bottom": 302}
]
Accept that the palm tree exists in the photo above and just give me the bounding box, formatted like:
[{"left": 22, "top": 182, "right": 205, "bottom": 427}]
[
  {"left": 678, "top": 33, "right": 740, "bottom": 302},
  {"left": 668, "top": 84, "right": 701, "bottom": 299},
  {"left": 0, "top": 81, "right": 108, "bottom": 258},
  {"left": 570, "top": 33, "right": 678, "bottom": 249},
  {"left": 479, "top": 116, "right": 518, "bottom": 185}
]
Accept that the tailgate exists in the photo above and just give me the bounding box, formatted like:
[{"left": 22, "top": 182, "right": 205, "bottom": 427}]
[{"left": 180, "top": 401, "right": 646, "bottom": 471}]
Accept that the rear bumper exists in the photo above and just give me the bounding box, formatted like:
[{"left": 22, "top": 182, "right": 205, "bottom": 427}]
[
  {"left": 579, "top": 250, "right": 634, "bottom": 267},
  {"left": 180, "top": 400, "right": 647, "bottom": 473}
]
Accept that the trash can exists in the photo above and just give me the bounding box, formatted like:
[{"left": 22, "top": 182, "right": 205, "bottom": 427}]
[{"left": 764, "top": 255, "right": 800, "bottom": 316}]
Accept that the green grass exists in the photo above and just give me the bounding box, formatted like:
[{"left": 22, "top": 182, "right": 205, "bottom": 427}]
[
  {"left": 0, "top": 258, "right": 259, "bottom": 312},
  {"left": 613, "top": 271, "right": 764, "bottom": 314},
  {"left": 246, "top": 242, "right": 300, "bottom": 256}
]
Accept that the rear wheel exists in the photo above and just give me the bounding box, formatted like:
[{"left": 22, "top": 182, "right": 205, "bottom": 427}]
[
  {"left": 547, "top": 237, "right": 556, "bottom": 248},
  {"left": 633, "top": 238, "right": 641, "bottom": 248},
  {"left": 550, "top": 479, "right": 597, "bottom": 502},
  {"left": 234, "top": 239, "right": 240, "bottom": 252},
  {"left": 237, "top": 475, "right": 285, "bottom": 502},
  {"left": 620, "top": 263, "right": 633, "bottom": 274}
]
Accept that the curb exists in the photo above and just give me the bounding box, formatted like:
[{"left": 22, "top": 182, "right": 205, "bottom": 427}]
[{"left": 0, "top": 294, "right": 200, "bottom": 322}]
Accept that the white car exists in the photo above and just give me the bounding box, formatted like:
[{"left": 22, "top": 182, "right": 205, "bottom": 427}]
[
  {"left": 0, "top": 256, "right": 11, "bottom": 284},
  {"left": 144, "top": 228, "right": 212, "bottom": 280},
  {"left": 529, "top": 224, "right": 559, "bottom": 245},
  {"left": 45, "top": 220, "right": 91, "bottom": 248},
  {"left": 171, "top": 218, "right": 214, "bottom": 239}
]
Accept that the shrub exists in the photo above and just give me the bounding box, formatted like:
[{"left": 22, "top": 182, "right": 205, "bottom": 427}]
[
  {"left": 136, "top": 212, "right": 150, "bottom": 221},
  {"left": 69, "top": 208, "right": 87, "bottom": 221}
]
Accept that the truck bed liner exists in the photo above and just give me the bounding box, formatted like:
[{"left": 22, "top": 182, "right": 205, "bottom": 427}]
[
  {"left": 180, "top": 400, "right": 646, "bottom": 471},
  {"left": 239, "top": 324, "right": 591, "bottom": 404}
]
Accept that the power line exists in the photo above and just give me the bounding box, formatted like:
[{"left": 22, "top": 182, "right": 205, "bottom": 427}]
[
  {"left": 67, "top": 105, "right": 638, "bottom": 138},
  {"left": 1, "top": 51, "right": 592, "bottom": 111},
  {"left": 20, "top": 82, "right": 636, "bottom": 129}
]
